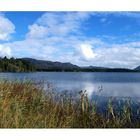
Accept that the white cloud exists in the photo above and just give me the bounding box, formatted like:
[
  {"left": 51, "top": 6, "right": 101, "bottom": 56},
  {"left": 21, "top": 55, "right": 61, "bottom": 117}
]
[
  {"left": 93, "top": 46, "right": 138, "bottom": 68},
  {"left": 0, "top": 14, "right": 15, "bottom": 41},
  {"left": 92, "top": 12, "right": 140, "bottom": 19},
  {"left": 0, "top": 45, "right": 11, "bottom": 57},
  {"left": 3, "top": 38, "right": 60, "bottom": 60},
  {"left": 27, "top": 12, "right": 91, "bottom": 39},
  {"left": 3, "top": 32, "right": 140, "bottom": 69},
  {"left": 78, "top": 44, "right": 97, "bottom": 60},
  {"left": 4, "top": 30, "right": 140, "bottom": 69},
  {"left": 27, "top": 24, "right": 48, "bottom": 39},
  {"left": 74, "top": 43, "right": 140, "bottom": 69}
]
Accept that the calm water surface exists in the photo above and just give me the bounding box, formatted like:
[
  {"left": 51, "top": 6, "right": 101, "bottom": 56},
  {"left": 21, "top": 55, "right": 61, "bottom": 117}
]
[{"left": 0, "top": 72, "right": 140, "bottom": 100}]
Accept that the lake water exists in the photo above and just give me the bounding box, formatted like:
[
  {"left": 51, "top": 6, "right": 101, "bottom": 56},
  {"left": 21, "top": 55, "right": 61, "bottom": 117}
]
[{"left": 0, "top": 72, "right": 140, "bottom": 101}]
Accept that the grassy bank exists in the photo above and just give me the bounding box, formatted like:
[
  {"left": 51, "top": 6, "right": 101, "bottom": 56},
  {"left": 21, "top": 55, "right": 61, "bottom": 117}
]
[{"left": 0, "top": 80, "right": 139, "bottom": 128}]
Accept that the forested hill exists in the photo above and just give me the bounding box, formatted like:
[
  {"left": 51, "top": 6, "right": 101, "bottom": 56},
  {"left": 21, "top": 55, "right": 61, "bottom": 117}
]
[
  {"left": 0, "top": 57, "right": 35, "bottom": 72},
  {"left": 22, "top": 58, "right": 80, "bottom": 71},
  {"left": 21, "top": 58, "right": 139, "bottom": 72},
  {"left": 0, "top": 57, "right": 79, "bottom": 72},
  {"left": 0, "top": 57, "right": 139, "bottom": 72}
]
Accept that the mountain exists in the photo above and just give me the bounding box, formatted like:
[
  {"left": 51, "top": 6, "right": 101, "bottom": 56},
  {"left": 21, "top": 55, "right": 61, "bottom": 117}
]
[
  {"left": 21, "top": 58, "right": 138, "bottom": 72},
  {"left": 134, "top": 66, "right": 140, "bottom": 71},
  {"left": 21, "top": 58, "right": 80, "bottom": 71},
  {"left": 81, "top": 66, "right": 136, "bottom": 72}
]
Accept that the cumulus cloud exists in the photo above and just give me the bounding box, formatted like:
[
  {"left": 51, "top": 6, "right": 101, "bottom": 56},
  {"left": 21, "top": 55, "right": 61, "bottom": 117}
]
[
  {"left": 78, "top": 44, "right": 97, "bottom": 60},
  {"left": 0, "top": 14, "right": 15, "bottom": 41},
  {"left": 74, "top": 43, "right": 140, "bottom": 69},
  {"left": 0, "top": 45, "right": 11, "bottom": 57},
  {"left": 27, "top": 24, "right": 48, "bottom": 39},
  {"left": 2, "top": 38, "right": 58, "bottom": 59},
  {"left": 27, "top": 12, "right": 91, "bottom": 39},
  {"left": 92, "top": 46, "right": 140, "bottom": 68}
]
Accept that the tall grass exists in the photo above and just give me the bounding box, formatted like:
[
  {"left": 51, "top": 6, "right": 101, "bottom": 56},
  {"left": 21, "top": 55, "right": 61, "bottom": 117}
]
[{"left": 0, "top": 80, "right": 139, "bottom": 128}]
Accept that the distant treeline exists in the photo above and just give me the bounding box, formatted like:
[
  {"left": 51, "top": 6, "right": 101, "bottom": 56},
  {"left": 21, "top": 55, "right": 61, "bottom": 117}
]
[
  {"left": 0, "top": 57, "right": 35, "bottom": 72},
  {"left": 37, "top": 68, "right": 137, "bottom": 72},
  {"left": 0, "top": 57, "right": 139, "bottom": 72}
]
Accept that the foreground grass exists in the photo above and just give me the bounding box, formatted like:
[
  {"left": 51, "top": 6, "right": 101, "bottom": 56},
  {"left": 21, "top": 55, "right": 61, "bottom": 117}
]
[{"left": 0, "top": 80, "right": 139, "bottom": 128}]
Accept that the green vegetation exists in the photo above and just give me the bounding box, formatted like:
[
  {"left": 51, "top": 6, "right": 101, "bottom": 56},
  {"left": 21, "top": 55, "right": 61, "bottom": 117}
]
[
  {"left": 0, "top": 80, "right": 139, "bottom": 128},
  {"left": 0, "top": 57, "right": 35, "bottom": 72}
]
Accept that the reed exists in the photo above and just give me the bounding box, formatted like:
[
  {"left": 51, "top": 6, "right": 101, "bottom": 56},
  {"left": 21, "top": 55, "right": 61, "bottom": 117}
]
[{"left": 0, "top": 80, "right": 139, "bottom": 128}]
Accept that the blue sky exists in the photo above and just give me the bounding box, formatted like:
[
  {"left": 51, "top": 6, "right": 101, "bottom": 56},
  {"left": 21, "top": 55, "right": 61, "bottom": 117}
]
[{"left": 0, "top": 12, "right": 140, "bottom": 68}]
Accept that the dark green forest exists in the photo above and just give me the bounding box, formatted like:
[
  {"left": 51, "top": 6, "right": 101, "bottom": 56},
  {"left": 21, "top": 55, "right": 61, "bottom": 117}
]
[{"left": 0, "top": 57, "right": 35, "bottom": 72}]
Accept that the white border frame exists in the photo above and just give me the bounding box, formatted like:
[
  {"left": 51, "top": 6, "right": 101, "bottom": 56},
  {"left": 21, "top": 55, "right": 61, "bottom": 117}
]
[
  {"left": 0, "top": 0, "right": 139, "bottom": 140},
  {"left": 0, "top": 0, "right": 140, "bottom": 11}
]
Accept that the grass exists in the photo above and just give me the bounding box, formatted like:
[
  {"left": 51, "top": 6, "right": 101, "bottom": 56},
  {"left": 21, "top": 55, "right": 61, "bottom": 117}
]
[{"left": 0, "top": 80, "right": 139, "bottom": 128}]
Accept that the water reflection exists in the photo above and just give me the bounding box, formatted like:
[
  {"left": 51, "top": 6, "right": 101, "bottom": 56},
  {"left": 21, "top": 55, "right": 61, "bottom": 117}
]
[
  {"left": 82, "top": 83, "right": 97, "bottom": 97},
  {"left": 52, "top": 81, "right": 140, "bottom": 102},
  {"left": 0, "top": 72, "right": 140, "bottom": 101}
]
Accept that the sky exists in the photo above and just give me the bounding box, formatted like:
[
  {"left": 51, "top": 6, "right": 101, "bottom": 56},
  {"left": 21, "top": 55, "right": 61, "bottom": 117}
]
[{"left": 0, "top": 12, "right": 140, "bottom": 68}]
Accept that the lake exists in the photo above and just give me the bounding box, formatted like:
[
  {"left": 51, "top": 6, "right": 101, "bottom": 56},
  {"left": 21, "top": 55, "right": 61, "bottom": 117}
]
[{"left": 0, "top": 72, "right": 140, "bottom": 101}]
